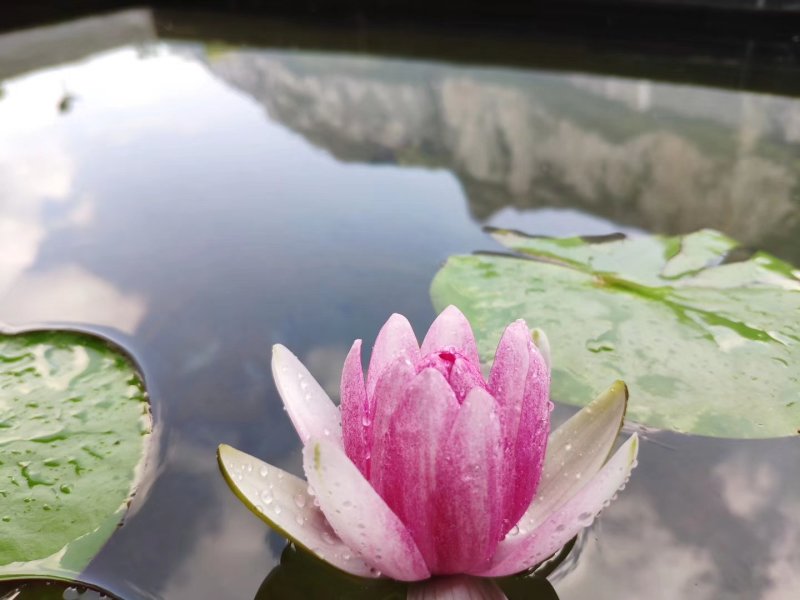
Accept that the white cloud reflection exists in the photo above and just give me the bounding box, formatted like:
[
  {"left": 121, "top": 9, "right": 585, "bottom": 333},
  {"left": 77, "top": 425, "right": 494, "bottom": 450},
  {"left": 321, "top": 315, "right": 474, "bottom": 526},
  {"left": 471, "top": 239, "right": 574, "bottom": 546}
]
[{"left": 0, "top": 43, "right": 219, "bottom": 333}]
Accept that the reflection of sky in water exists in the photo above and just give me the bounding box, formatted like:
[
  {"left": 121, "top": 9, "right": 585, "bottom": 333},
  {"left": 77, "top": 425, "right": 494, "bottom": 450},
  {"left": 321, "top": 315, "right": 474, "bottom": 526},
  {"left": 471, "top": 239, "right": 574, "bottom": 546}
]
[{"left": 0, "top": 29, "right": 798, "bottom": 600}]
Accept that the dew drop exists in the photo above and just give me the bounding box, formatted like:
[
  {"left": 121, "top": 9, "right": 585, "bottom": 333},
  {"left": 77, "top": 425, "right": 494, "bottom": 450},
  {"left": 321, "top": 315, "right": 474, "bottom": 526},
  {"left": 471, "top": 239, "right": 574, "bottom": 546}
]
[
  {"left": 578, "top": 511, "right": 593, "bottom": 522},
  {"left": 294, "top": 493, "right": 307, "bottom": 508},
  {"left": 261, "top": 490, "right": 274, "bottom": 505},
  {"left": 295, "top": 514, "right": 305, "bottom": 526},
  {"left": 322, "top": 531, "right": 337, "bottom": 545},
  {"left": 361, "top": 415, "right": 371, "bottom": 427},
  {"left": 259, "top": 466, "right": 269, "bottom": 478},
  {"left": 509, "top": 524, "right": 520, "bottom": 536},
  {"left": 274, "top": 505, "right": 282, "bottom": 515}
]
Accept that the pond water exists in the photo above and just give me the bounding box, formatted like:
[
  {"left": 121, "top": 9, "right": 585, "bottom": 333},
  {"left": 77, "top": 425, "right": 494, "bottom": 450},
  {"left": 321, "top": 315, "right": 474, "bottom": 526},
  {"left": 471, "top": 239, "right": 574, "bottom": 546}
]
[{"left": 1, "top": 8, "right": 799, "bottom": 600}]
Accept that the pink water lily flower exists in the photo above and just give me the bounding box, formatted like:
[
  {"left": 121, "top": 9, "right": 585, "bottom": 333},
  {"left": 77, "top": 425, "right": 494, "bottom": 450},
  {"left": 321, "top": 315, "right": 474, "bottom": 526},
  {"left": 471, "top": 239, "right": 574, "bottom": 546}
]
[{"left": 218, "top": 306, "right": 638, "bottom": 582}]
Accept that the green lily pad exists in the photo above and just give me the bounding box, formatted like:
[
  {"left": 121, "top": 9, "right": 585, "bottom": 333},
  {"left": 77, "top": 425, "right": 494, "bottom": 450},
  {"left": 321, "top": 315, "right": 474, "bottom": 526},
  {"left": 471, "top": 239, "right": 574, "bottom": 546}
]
[
  {"left": 431, "top": 229, "right": 800, "bottom": 439},
  {"left": 0, "top": 329, "right": 152, "bottom": 581}
]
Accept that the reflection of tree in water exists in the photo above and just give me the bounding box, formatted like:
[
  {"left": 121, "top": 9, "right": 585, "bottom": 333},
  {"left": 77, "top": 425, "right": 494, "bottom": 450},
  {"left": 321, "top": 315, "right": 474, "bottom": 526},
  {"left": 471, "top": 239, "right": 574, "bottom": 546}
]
[{"left": 205, "top": 50, "right": 800, "bottom": 263}]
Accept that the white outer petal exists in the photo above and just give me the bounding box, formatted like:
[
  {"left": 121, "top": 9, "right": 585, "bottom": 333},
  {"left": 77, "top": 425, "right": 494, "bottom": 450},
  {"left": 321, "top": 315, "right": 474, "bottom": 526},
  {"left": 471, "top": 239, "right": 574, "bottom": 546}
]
[
  {"left": 272, "top": 344, "right": 342, "bottom": 444},
  {"left": 217, "top": 444, "right": 373, "bottom": 577},
  {"left": 517, "top": 380, "right": 627, "bottom": 533}
]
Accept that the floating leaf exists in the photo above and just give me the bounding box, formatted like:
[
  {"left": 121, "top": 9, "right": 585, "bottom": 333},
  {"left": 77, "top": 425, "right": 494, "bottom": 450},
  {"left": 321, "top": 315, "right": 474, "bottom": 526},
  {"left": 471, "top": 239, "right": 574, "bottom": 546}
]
[
  {"left": 431, "top": 229, "right": 800, "bottom": 439},
  {"left": 0, "top": 329, "right": 152, "bottom": 581}
]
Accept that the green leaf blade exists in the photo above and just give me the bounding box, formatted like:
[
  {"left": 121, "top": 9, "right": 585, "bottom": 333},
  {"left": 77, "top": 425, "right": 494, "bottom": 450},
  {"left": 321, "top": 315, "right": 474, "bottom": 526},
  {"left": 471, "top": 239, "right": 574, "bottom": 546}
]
[
  {"left": 431, "top": 230, "right": 800, "bottom": 439},
  {"left": 0, "top": 330, "right": 152, "bottom": 580}
]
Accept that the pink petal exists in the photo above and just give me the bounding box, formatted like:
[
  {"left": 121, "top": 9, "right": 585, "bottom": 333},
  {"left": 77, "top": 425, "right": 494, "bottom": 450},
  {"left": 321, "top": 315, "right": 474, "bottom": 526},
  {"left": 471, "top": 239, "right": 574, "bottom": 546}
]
[
  {"left": 408, "top": 576, "right": 508, "bottom": 600},
  {"left": 380, "top": 369, "right": 459, "bottom": 568},
  {"left": 477, "top": 434, "right": 639, "bottom": 577},
  {"left": 340, "top": 340, "right": 369, "bottom": 475},
  {"left": 416, "top": 351, "right": 487, "bottom": 403},
  {"left": 217, "top": 444, "right": 375, "bottom": 578},
  {"left": 271, "top": 344, "right": 342, "bottom": 445},
  {"left": 487, "top": 320, "right": 530, "bottom": 530},
  {"left": 303, "top": 438, "right": 431, "bottom": 581},
  {"left": 420, "top": 305, "right": 481, "bottom": 365},
  {"left": 434, "top": 387, "right": 503, "bottom": 574},
  {"left": 368, "top": 358, "right": 417, "bottom": 496},
  {"left": 366, "top": 313, "right": 420, "bottom": 399},
  {"left": 506, "top": 341, "right": 551, "bottom": 530}
]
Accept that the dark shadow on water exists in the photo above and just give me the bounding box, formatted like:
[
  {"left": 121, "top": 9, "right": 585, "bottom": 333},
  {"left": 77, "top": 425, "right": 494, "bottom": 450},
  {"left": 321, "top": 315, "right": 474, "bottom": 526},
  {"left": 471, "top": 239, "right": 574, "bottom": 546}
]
[{"left": 255, "top": 545, "right": 561, "bottom": 600}]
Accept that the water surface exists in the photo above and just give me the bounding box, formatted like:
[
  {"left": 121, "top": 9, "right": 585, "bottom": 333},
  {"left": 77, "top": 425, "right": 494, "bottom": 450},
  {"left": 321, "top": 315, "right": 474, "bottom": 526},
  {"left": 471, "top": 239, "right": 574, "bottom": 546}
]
[{"left": 1, "top": 9, "right": 799, "bottom": 600}]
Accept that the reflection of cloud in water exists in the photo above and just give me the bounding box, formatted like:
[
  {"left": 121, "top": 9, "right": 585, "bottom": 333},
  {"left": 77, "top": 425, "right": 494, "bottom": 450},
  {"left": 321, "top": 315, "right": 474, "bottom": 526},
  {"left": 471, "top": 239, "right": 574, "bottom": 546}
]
[
  {"left": 559, "top": 491, "right": 718, "bottom": 600},
  {"left": 0, "top": 264, "right": 146, "bottom": 333},
  {"left": 486, "top": 207, "right": 645, "bottom": 238},
  {"left": 156, "top": 439, "right": 279, "bottom": 600},
  {"left": 715, "top": 454, "right": 778, "bottom": 519},
  {"left": 0, "top": 140, "right": 72, "bottom": 292},
  {"left": 713, "top": 451, "right": 800, "bottom": 600},
  {"left": 302, "top": 344, "right": 350, "bottom": 400}
]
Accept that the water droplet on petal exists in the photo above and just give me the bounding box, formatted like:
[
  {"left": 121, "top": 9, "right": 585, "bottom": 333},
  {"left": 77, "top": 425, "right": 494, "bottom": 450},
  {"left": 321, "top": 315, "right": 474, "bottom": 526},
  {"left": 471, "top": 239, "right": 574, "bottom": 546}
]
[
  {"left": 322, "top": 531, "right": 337, "bottom": 545},
  {"left": 294, "top": 493, "right": 307, "bottom": 508},
  {"left": 259, "top": 466, "right": 269, "bottom": 477}
]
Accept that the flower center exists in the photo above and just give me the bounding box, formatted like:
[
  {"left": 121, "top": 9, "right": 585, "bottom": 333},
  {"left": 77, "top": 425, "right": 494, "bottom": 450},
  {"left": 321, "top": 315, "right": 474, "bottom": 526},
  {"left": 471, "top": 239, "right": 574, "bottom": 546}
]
[{"left": 416, "top": 348, "right": 486, "bottom": 403}]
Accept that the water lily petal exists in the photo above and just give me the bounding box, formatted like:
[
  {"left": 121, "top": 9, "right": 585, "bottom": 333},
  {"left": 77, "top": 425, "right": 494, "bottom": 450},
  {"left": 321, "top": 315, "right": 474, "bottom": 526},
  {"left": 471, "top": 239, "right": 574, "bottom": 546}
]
[
  {"left": 380, "top": 369, "right": 459, "bottom": 567},
  {"left": 477, "top": 433, "right": 638, "bottom": 577},
  {"left": 487, "top": 320, "right": 530, "bottom": 530},
  {"left": 340, "top": 339, "right": 369, "bottom": 475},
  {"left": 303, "top": 438, "right": 431, "bottom": 581},
  {"left": 531, "top": 328, "right": 551, "bottom": 371},
  {"left": 506, "top": 341, "right": 550, "bottom": 532},
  {"left": 434, "top": 387, "right": 503, "bottom": 574},
  {"left": 366, "top": 313, "right": 420, "bottom": 399},
  {"left": 416, "top": 351, "right": 487, "bottom": 403},
  {"left": 217, "top": 444, "right": 374, "bottom": 578},
  {"left": 420, "top": 305, "right": 480, "bottom": 365},
  {"left": 369, "top": 359, "right": 417, "bottom": 494},
  {"left": 518, "top": 381, "right": 628, "bottom": 531},
  {"left": 408, "top": 576, "right": 508, "bottom": 600},
  {"left": 272, "top": 344, "right": 342, "bottom": 444}
]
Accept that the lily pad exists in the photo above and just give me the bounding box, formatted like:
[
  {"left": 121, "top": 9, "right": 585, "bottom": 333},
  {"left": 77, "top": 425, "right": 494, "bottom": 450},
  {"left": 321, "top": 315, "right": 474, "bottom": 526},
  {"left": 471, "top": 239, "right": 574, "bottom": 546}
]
[
  {"left": 431, "top": 229, "right": 800, "bottom": 439},
  {"left": 0, "top": 329, "right": 152, "bottom": 581}
]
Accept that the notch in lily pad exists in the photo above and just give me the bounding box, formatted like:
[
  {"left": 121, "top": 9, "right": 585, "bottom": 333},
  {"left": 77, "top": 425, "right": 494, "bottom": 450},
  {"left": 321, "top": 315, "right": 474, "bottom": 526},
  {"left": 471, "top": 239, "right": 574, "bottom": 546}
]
[
  {"left": 0, "top": 328, "right": 153, "bottom": 583},
  {"left": 431, "top": 228, "right": 800, "bottom": 439}
]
